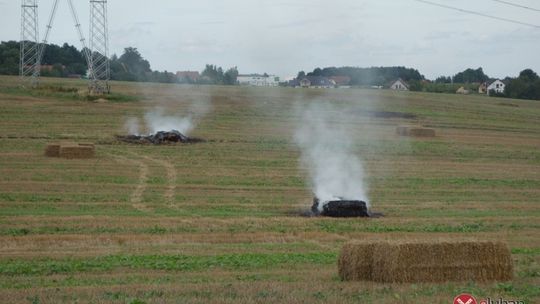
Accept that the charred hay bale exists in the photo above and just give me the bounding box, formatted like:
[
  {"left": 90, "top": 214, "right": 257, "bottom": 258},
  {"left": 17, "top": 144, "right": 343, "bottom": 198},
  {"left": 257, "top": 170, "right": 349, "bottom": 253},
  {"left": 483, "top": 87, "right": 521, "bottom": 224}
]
[
  {"left": 44, "top": 143, "right": 61, "bottom": 157},
  {"left": 338, "top": 242, "right": 380, "bottom": 281},
  {"left": 396, "top": 126, "right": 436, "bottom": 137},
  {"left": 59, "top": 144, "right": 95, "bottom": 159},
  {"left": 371, "top": 241, "right": 513, "bottom": 283}
]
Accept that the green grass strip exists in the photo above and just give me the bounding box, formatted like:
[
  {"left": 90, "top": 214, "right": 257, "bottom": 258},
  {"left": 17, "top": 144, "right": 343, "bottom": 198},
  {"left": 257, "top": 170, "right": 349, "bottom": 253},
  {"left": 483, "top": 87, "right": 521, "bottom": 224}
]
[{"left": 0, "top": 252, "right": 337, "bottom": 276}]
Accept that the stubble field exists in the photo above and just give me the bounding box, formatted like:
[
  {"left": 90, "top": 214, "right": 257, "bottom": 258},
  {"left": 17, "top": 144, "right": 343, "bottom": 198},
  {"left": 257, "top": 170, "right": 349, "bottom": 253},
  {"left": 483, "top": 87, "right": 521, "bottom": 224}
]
[{"left": 0, "top": 75, "right": 538, "bottom": 303}]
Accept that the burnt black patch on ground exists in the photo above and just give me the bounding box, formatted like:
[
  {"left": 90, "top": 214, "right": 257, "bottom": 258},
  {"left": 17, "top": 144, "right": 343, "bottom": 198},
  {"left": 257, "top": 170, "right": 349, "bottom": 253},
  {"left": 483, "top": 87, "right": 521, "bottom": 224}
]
[{"left": 116, "top": 130, "right": 205, "bottom": 145}]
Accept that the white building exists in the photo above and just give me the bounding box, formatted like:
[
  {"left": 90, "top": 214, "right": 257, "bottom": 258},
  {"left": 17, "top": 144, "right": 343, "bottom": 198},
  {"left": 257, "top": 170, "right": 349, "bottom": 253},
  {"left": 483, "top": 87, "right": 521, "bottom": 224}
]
[
  {"left": 390, "top": 78, "right": 409, "bottom": 91},
  {"left": 487, "top": 79, "right": 505, "bottom": 95},
  {"left": 237, "top": 74, "right": 280, "bottom": 87}
]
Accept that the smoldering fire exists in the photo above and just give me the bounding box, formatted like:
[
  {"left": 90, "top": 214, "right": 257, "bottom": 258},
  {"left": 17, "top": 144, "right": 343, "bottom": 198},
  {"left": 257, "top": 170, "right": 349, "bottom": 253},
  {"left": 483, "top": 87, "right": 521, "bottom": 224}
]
[
  {"left": 294, "top": 102, "right": 371, "bottom": 217},
  {"left": 119, "top": 108, "right": 204, "bottom": 144}
]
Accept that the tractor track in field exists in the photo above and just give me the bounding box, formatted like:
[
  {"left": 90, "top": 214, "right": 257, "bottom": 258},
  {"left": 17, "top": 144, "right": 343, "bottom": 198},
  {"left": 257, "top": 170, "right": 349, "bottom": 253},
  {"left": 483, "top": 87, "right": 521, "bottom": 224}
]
[
  {"left": 109, "top": 153, "right": 151, "bottom": 213},
  {"left": 108, "top": 149, "right": 177, "bottom": 212},
  {"left": 141, "top": 155, "right": 177, "bottom": 206}
]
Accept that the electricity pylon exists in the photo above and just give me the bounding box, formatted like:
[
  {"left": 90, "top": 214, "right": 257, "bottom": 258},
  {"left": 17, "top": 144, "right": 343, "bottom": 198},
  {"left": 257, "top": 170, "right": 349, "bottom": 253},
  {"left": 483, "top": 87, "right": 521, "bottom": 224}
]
[
  {"left": 20, "top": 0, "right": 111, "bottom": 94},
  {"left": 89, "top": 0, "right": 110, "bottom": 94},
  {"left": 20, "top": 0, "right": 40, "bottom": 87}
]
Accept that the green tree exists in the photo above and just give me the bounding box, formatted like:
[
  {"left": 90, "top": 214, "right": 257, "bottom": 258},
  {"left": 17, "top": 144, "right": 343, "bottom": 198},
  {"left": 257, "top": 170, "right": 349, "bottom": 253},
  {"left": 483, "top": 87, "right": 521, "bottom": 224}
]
[
  {"left": 200, "top": 64, "right": 238, "bottom": 85},
  {"left": 303, "top": 66, "right": 424, "bottom": 86},
  {"left": 435, "top": 76, "right": 451, "bottom": 83},
  {"left": 452, "top": 68, "right": 488, "bottom": 83},
  {"left": 0, "top": 41, "right": 20, "bottom": 75},
  {"left": 223, "top": 67, "right": 239, "bottom": 85},
  {"left": 505, "top": 69, "right": 540, "bottom": 100},
  {"left": 114, "top": 47, "right": 151, "bottom": 81}
]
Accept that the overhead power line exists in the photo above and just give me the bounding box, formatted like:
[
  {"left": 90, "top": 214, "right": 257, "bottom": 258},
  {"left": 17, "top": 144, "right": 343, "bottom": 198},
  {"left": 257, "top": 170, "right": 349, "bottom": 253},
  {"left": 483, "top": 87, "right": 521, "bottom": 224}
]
[
  {"left": 490, "top": 0, "right": 540, "bottom": 12},
  {"left": 413, "top": 0, "right": 540, "bottom": 28}
]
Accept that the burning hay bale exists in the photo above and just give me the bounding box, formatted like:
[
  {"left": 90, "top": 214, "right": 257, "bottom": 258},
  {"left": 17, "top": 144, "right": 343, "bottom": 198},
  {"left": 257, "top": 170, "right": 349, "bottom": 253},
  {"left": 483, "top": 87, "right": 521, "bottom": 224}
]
[
  {"left": 396, "top": 125, "right": 436, "bottom": 137},
  {"left": 45, "top": 142, "right": 95, "bottom": 159},
  {"left": 339, "top": 240, "right": 513, "bottom": 283},
  {"left": 116, "top": 130, "right": 203, "bottom": 145},
  {"left": 311, "top": 197, "right": 371, "bottom": 217}
]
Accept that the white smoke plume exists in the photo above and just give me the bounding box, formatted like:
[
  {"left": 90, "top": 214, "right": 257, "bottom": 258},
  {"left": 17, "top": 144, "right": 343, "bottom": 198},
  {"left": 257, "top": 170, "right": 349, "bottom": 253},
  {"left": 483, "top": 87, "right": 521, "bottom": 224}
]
[
  {"left": 144, "top": 108, "right": 194, "bottom": 135},
  {"left": 123, "top": 91, "right": 212, "bottom": 136},
  {"left": 294, "top": 102, "right": 369, "bottom": 211},
  {"left": 124, "top": 117, "right": 141, "bottom": 136}
]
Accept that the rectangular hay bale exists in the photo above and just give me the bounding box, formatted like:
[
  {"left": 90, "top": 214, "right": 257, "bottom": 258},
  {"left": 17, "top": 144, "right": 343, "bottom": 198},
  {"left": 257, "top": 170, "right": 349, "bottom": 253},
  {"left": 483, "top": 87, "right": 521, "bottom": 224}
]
[
  {"left": 372, "top": 241, "right": 513, "bottom": 283},
  {"left": 339, "top": 241, "right": 513, "bottom": 283},
  {"left": 44, "top": 143, "right": 61, "bottom": 157},
  {"left": 59, "top": 145, "right": 95, "bottom": 159},
  {"left": 338, "top": 242, "right": 379, "bottom": 281}
]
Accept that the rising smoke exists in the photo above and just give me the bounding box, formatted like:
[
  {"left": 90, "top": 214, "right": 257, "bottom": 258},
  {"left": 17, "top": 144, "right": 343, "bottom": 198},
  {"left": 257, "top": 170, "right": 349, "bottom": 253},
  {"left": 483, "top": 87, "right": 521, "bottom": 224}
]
[
  {"left": 123, "top": 92, "right": 212, "bottom": 136},
  {"left": 124, "top": 117, "right": 141, "bottom": 135},
  {"left": 144, "top": 108, "right": 195, "bottom": 135},
  {"left": 294, "top": 102, "right": 369, "bottom": 211}
]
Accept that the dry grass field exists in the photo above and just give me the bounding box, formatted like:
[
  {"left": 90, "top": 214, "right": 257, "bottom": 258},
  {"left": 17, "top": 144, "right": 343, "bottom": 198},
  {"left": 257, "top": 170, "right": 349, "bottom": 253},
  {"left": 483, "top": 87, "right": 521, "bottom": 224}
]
[{"left": 0, "top": 75, "right": 538, "bottom": 303}]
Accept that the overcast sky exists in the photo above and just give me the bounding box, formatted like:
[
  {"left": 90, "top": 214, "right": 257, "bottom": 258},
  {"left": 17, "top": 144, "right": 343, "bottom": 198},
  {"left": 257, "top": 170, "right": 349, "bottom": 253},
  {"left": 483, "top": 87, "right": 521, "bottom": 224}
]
[{"left": 0, "top": 0, "right": 539, "bottom": 79}]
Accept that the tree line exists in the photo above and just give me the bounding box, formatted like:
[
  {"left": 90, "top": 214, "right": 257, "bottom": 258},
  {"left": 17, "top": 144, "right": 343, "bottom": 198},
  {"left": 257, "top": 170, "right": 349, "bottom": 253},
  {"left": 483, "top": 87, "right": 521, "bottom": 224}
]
[
  {"left": 298, "top": 66, "right": 424, "bottom": 86},
  {"left": 0, "top": 40, "right": 240, "bottom": 85},
  {"left": 423, "top": 67, "right": 540, "bottom": 100},
  {"left": 1, "top": 40, "right": 539, "bottom": 100},
  {"left": 300, "top": 65, "right": 540, "bottom": 100},
  {"left": 0, "top": 41, "right": 179, "bottom": 83}
]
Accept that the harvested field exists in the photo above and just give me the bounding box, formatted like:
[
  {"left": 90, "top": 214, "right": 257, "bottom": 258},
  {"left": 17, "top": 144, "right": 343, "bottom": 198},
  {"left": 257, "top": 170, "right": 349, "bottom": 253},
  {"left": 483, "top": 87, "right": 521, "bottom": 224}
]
[
  {"left": 340, "top": 240, "right": 513, "bottom": 283},
  {"left": 0, "top": 76, "right": 539, "bottom": 303}
]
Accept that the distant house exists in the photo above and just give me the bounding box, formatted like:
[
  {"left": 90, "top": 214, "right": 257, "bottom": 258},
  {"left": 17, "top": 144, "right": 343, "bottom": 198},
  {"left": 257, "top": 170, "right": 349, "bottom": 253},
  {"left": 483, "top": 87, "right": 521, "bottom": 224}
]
[
  {"left": 329, "top": 76, "right": 351, "bottom": 87},
  {"left": 290, "top": 76, "right": 335, "bottom": 88},
  {"left": 479, "top": 79, "right": 506, "bottom": 95},
  {"left": 456, "top": 86, "right": 470, "bottom": 95},
  {"left": 300, "top": 78, "right": 311, "bottom": 88},
  {"left": 237, "top": 74, "right": 280, "bottom": 86},
  {"left": 487, "top": 79, "right": 505, "bottom": 95},
  {"left": 478, "top": 82, "right": 488, "bottom": 94},
  {"left": 176, "top": 71, "right": 200, "bottom": 83},
  {"left": 389, "top": 78, "right": 409, "bottom": 91}
]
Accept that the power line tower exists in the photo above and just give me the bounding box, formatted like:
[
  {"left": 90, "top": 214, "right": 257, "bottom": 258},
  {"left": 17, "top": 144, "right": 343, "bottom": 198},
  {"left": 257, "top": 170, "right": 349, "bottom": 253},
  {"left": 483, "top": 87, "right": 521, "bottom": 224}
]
[
  {"left": 20, "top": 0, "right": 40, "bottom": 87},
  {"left": 89, "top": 0, "right": 110, "bottom": 95},
  {"left": 19, "top": 0, "right": 111, "bottom": 94}
]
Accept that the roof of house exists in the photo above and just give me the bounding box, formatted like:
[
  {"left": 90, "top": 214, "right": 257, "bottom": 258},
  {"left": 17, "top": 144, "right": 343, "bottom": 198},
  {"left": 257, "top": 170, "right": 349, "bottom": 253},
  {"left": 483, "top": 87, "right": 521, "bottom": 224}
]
[
  {"left": 487, "top": 79, "right": 506, "bottom": 87},
  {"left": 329, "top": 76, "right": 351, "bottom": 86},
  {"left": 390, "top": 78, "right": 409, "bottom": 89}
]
